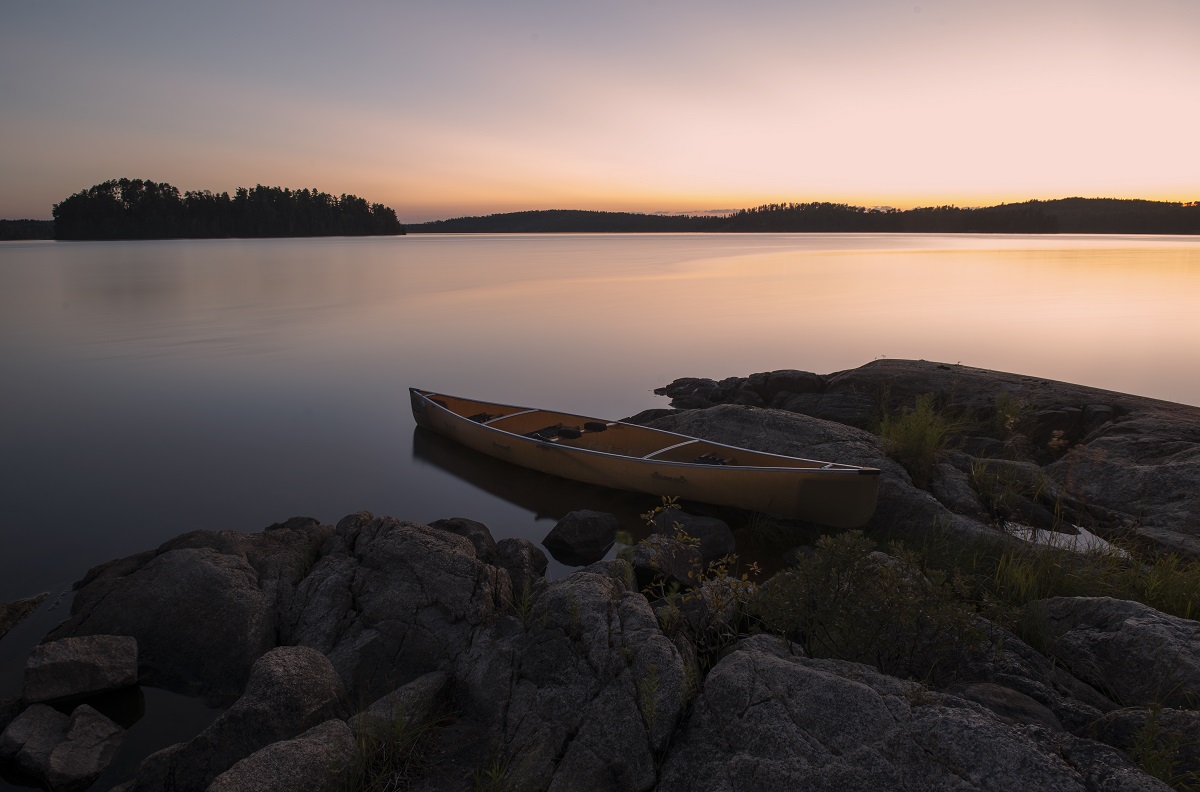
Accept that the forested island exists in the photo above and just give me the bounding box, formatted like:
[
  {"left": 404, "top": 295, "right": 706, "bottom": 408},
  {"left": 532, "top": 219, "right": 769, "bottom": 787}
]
[
  {"left": 49, "top": 179, "right": 405, "bottom": 240},
  {"left": 409, "top": 198, "right": 1200, "bottom": 234}
]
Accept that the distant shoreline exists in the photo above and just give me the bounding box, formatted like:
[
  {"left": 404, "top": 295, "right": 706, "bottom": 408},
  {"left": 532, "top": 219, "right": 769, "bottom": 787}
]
[
  {"left": 5, "top": 197, "right": 1200, "bottom": 240},
  {"left": 406, "top": 198, "right": 1200, "bottom": 235}
]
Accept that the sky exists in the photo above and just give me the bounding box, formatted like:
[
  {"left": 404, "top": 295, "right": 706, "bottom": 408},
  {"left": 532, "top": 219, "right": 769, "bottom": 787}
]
[{"left": 2, "top": 0, "right": 1198, "bottom": 223}]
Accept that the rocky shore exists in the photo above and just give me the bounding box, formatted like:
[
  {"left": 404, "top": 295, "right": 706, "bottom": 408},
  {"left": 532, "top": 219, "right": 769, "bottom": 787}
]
[{"left": 2, "top": 359, "right": 1198, "bottom": 791}]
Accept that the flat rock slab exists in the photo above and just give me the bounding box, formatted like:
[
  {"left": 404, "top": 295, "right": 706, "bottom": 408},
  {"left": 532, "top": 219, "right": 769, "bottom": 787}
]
[{"left": 24, "top": 635, "right": 138, "bottom": 703}]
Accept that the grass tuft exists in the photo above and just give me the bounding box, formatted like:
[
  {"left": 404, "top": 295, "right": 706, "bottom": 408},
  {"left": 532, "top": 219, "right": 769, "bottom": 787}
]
[
  {"left": 344, "top": 709, "right": 446, "bottom": 792},
  {"left": 876, "top": 393, "right": 966, "bottom": 488}
]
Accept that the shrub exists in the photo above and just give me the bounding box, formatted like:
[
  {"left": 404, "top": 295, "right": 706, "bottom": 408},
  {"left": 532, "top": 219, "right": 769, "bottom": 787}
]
[{"left": 756, "top": 531, "right": 985, "bottom": 684}]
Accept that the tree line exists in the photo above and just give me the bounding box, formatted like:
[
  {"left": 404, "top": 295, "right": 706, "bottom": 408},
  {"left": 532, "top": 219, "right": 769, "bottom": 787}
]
[
  {"left": 408, "top": 198, "right": 1200, "bottom": 235},
  {"left": 0, "top": 219, "right": 55, "bottom": 241},
  {"left": 51, "top": 179, "right": 405, "bottom": 240}
]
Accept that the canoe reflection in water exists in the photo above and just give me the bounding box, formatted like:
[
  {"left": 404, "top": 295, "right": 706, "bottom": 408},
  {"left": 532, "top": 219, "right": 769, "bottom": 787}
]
[{"left": 410, "top": 424, "right": 654, "bottom": 525}]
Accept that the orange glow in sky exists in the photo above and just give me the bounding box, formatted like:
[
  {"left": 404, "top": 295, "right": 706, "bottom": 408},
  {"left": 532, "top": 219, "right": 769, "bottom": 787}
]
[{"left": 2, "top": 1, "right": 1198, "bottom": 221}]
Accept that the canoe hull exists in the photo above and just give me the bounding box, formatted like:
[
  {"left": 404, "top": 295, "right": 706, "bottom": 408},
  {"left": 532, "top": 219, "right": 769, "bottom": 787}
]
[{"left": 411, "top": 389, "right": 880, "bottom": 528}]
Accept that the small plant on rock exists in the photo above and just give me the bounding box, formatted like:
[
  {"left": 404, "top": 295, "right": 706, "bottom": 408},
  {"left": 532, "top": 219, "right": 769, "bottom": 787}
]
[
  {"left": 636, "top": 497, "right": 762, "bottom": 669},
  {"left": 876, "top": 392, "right": 966, "bottom": 489}
]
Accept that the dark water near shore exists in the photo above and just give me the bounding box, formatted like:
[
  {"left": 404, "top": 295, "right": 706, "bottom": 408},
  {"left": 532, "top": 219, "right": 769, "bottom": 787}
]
[{"left": 2, "top": 233, "right": 1199, "bottom": 786}]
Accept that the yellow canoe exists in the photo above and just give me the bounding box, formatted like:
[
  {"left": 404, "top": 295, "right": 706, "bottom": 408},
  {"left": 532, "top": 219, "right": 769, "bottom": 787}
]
[{"left": 410, "top": 388, "right": 881, "bottom": 528}]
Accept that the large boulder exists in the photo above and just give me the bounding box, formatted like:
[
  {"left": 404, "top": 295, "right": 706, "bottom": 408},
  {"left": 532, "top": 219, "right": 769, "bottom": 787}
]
[
  {"left": 121, "top": 645, "right": 346, "bottom": 792},
  {"left": 45, "top": 519, "right": 331, "bottom": 705},
  {"left": 23, "top": 635, "right": 138, "bottom": 703},
  {"left": 283, "top": 513, "right": 511, "bottom": 703},
  {"left": 45, "top": 547, "right": 274, "bottom": 705},
  {"left": 44, "top": 705, "right": 125, "bottom": 792},
  {"left": 657, "top": 636, "right": 1168, "bottom": 791},
  {"left": 0, "top": 703, "right": 124, "bottom": 792},
  {"left": 1036, "top": 596, "right": 1200, "bottom": 709},
  {"left": 656, "top": 360, "right": 1200, "bottom": 553},
  {"left": 0, "top": 703, "right": 69, "bottom": 777},
  {"left": 451, "top": 569, "right": 689, "bottom": 792},
  {"left": 542, "top": 510, "right": 619, "bottom": 566},
  {"left": 205, "top": 719, "right": 355, "bottom": 792}
]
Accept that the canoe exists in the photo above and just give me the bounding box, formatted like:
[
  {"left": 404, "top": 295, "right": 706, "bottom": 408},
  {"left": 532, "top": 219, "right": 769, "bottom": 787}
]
[{"left": 410, "top": 388, "right": 881, "bottom": 528}]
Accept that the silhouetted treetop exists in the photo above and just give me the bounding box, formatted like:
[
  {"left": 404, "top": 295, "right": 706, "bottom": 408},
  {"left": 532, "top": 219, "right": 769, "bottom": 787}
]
[{"left": 52, "top": 179, "right": 405, "bottom": 240}]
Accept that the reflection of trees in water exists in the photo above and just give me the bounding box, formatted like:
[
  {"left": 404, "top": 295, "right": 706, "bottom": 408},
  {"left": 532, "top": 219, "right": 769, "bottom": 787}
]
[{"left": 53, "top": 179, "right": 405, "bottom": 240}]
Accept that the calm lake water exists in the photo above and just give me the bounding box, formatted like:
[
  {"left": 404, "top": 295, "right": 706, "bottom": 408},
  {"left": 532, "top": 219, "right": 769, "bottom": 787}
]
[{"left": 1, "top": 233, "right": 1199, "bottom": 781}]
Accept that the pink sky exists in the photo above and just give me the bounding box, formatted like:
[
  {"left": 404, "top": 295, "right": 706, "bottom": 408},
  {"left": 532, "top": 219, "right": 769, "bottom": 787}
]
[{"left": 2, "top": 0, "right": 1197, "bottom": 222}]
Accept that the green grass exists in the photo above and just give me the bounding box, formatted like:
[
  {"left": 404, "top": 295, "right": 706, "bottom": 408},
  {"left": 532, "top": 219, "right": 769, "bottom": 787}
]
[
  {"left": 1130, "top": 708, "right": 1200, "bottom": 791},
  {"left": 344, "top": 709, "right": 447, "bottom": 792},
  {"left": 876, "top": 393, "right": 966, "bottom": 488}
]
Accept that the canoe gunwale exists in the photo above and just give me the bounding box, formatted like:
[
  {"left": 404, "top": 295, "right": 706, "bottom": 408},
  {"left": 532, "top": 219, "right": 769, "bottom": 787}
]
[{"left": 411, "top": 388, "right": 880, "bottom": 477}]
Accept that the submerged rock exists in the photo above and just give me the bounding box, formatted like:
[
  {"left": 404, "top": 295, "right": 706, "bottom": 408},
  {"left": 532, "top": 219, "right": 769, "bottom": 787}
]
[
  {"left": 543, "top": 509, "right": 619, "bottom": 566},
  {"left": 0, "top": 594, "right": 48, "bottom": 642}
]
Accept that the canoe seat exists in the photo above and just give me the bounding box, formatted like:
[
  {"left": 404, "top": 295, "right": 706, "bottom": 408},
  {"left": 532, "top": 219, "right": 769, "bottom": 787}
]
[{"left": 694, "top": 452, "right": 733, "bottom": 465}]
